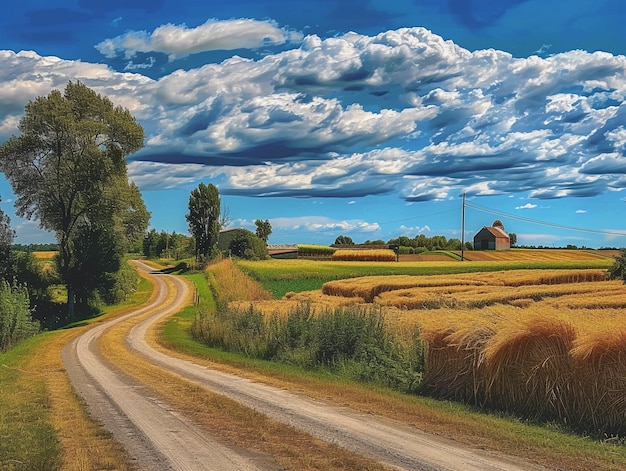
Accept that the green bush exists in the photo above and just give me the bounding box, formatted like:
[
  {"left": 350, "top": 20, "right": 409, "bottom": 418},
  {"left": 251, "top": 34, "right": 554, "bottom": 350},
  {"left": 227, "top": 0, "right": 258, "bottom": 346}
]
[
  {"left": 607, "top": 249, "right": 626, "bottom": 283},
  {"left": 228, "top": 229, "right": 268, "bottom": 260},
  {"left": 0, "top": 281, "right": 40, "bottom": 352}
]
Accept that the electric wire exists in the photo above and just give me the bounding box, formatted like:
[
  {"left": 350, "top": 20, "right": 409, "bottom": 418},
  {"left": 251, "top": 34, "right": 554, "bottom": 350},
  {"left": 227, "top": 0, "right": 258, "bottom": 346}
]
[{"left": 465, "top": 201, "right": 626, "bottom": 237}]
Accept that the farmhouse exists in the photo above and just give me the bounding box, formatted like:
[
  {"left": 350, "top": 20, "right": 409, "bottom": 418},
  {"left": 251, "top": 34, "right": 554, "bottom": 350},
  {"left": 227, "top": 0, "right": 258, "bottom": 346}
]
[{"left": 473, "top": 220, "right": 510, "bottom": 250}]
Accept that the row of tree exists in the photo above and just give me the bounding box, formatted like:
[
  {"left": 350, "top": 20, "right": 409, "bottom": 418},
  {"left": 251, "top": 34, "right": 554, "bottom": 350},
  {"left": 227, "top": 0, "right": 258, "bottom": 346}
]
[{"left": 336, "top": 232, "right": 519, "bottom": 251}]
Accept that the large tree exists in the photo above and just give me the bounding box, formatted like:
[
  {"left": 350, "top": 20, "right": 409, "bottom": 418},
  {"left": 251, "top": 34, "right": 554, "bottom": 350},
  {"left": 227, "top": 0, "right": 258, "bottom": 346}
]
[
  {"left": 186, "top": 182, "right": 220, "bottom": 262},
  {"left": 0, "top": 81, "right": 148, "bottom": 319}
]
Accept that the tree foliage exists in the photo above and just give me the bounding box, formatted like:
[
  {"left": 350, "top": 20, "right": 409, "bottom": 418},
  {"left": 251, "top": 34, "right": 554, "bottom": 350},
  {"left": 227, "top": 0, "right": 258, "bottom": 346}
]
[
  {"left": 228, "top": 229, "right": 268, "bottom": 260},
  {"left": 143, "top": 229, "right": 191, "bottom": 260},
  {"left": 0, "top": 81, "right": 149, "bottom": 319},
  {"left": 254, "top": 219, "right": 272, "bottom": 243},
  {"left": 186, "top": 183, "right": 220, "bottom": 262},
  {"left": 608, "top": 249, "right": 626, "bottom": 283},
  {"left": 334, "top": 235, "right": 354, "bottom": 245}
]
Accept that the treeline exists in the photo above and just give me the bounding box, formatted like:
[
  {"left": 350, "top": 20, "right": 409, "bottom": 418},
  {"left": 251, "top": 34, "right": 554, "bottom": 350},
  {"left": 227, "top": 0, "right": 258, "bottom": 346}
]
[
  {"left": 356, "top": 234, "right": 471, "bottom": 252},
  {"left": 12, "top": 243, "right": 59, "bottom": 252}
]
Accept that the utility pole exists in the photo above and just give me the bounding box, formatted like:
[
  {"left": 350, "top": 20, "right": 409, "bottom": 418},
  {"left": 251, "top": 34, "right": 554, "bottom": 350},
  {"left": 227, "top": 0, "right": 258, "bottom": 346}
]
[{"left": 461, "top": 192, "right": 466, "bottom": 261}]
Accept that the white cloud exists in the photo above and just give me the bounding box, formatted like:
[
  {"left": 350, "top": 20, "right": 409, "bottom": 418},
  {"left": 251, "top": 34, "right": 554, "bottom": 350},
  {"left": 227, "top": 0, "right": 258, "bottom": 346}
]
[
  {"left": 515, "top": 203, "right": 537, "bottom": 209},
  {"left": 96, "top": 19, "right": 302, "bottom": 60},
  {"left": 271, "top": 216, "right": 379, "bottom": 233},
  {"left": 1, "top": 25, "right": 626, "bottom": 203},
  {"left": 576, "top": 209, "right": 587, "bottom": 214}
]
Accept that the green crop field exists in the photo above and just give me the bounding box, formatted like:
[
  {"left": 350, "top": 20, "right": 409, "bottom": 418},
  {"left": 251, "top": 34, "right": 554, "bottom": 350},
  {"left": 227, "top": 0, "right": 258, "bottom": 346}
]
[{"left": 236, "top": 255, "right": 613, "bottom": 299}]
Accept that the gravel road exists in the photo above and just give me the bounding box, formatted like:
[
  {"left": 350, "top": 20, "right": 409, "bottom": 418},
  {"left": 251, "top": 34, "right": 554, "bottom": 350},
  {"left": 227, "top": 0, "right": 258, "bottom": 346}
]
[{"left": 64, "top": 261, "right": 547, "bottom": 471}]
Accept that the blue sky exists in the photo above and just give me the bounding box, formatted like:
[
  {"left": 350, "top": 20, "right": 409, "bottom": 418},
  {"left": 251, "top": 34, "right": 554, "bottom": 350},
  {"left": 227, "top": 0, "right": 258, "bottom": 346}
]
[{"left": 1, "top": 0, "right": 626, "bottom": 248}]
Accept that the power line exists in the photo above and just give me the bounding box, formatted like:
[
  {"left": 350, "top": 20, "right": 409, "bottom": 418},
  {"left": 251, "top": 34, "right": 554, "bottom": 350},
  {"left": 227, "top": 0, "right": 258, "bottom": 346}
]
[{"left": 465, "top": 201, "right": 626, "bottom": 237}]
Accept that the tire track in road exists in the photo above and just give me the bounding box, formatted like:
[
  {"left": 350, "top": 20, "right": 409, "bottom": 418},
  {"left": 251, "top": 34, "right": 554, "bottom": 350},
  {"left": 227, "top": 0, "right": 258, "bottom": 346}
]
[
  {"left": 127, "top": 261, "right": 547, "bottom": 471},
  {"left": 63, "top": 262, "right": 264, "bottom": 471}
]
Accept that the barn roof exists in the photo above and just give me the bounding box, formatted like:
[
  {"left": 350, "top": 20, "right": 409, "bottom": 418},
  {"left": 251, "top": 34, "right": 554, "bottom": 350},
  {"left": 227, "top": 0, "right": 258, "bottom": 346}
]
[{"left": 483, "top": 226, "right": 509, "bottom": 239}]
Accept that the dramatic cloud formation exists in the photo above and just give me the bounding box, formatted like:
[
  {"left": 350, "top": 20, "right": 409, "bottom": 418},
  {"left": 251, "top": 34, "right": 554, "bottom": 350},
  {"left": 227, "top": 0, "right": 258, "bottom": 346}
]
[{"left": 1, "top": 25, "right": 625, "bottom": 209}]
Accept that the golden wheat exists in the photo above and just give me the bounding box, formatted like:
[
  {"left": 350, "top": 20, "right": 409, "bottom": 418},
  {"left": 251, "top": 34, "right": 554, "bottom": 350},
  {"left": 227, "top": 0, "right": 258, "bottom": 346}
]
[{"left": 331, "top": 249, "right": 397, "bottom": 262}]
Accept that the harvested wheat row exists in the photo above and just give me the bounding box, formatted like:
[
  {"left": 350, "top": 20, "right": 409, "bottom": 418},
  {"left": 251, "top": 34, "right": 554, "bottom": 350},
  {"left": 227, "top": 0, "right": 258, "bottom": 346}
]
[
  {"left": 331, "top": 249, "right": 397, "bottom": 262},
  {"left": 418, "top": 305, "right": 626, "bottom": 436}
]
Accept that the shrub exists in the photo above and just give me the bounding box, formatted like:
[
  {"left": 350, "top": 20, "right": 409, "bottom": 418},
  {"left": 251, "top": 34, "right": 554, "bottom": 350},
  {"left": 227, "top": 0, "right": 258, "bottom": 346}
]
[
  {"left": 228, "top": 229, "right": 268, "bottom": 260},
  {"left": 607, "top": 248, "right": 626, "bottom": 283},
  {"left": 0, "top": 281, "right": 40, "bottom": 352}
]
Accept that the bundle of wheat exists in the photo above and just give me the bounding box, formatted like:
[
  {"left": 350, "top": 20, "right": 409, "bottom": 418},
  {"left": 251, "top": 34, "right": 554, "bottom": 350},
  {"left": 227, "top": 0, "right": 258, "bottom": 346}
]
[
  {"left": 570, "top": 329, "right": 626, "bottom": 436},
  {"left": 483, "top": 315, "right": 577, "bottom": 420},
  {"left": 331, "top": 249, "right": 397, "bottom": 262}
]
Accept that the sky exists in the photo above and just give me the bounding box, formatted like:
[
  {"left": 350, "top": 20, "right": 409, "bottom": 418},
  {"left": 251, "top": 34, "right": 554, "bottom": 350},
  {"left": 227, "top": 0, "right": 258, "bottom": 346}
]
[{"left": 1, "top": 0, "right": 625, "bottom": 248}]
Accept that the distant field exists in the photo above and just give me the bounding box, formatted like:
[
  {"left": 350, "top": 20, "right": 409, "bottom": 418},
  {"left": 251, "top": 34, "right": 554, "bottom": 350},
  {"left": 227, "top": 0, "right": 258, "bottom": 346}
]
[
  {"left": 237, "top": 251, "right": 613, "bottom": 299},
  {"left": 32, "top": 251, "right": 58, "bottom": 259},
  {"left": 457, "top": 249, "right": 619, "bottom": 261}
]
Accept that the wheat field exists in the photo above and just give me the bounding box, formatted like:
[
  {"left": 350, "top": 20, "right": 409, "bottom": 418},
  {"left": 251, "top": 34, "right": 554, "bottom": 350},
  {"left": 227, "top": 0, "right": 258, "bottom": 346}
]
[{"left": 234, "top": 265, "right": 625, "bottom": 436}]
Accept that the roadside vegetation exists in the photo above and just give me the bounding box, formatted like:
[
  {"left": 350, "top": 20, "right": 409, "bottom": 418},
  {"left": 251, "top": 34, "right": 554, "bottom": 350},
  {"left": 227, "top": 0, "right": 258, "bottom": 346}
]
[{"left": 0, "top": 273, "right": 153, "bottom": 471}]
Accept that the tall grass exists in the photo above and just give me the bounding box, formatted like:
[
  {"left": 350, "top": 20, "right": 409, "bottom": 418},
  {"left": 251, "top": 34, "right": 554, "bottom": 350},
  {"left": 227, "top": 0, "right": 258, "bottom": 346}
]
[
  {"left": 419, "top": 306, "right": 626, "bottom": 438},
  {"left": 201, "top": 258, "right": 626, "bottom": 439},
  {"left": 192, "top": 302, "right": 426, "bottom": 393},
  {"left": 0, "top": 336, "right": 61, "bottom": 471},
  {"left": 191, "top": 258, "right": 425, "bottom": 392}
]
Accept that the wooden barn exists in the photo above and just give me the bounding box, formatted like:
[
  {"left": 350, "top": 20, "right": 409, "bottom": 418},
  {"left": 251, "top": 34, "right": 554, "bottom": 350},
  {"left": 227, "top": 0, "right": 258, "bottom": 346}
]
[{"left": 473, "top": 220, "right": 510, "bottom": 251}]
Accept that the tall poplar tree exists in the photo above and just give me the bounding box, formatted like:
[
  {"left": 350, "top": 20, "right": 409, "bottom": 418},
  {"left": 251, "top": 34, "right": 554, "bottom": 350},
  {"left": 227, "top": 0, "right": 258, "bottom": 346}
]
[
  {"left": 186, "top": 183, "right": 220, "bottom": 262},
  {"left": 0, "top": 81, "right": 149, "bottom": 319}
]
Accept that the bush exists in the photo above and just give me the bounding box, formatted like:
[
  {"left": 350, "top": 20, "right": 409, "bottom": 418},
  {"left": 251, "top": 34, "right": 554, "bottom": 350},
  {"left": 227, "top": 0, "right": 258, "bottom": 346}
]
[
  {"left": 228, "top": 229, "right": 268, "bottom": 260},
  {"left": 607, "top": 249, "right": 626, "bottom": 283},
  {"left": 0, "top": 281, "right": 40, "bottom": 352}
]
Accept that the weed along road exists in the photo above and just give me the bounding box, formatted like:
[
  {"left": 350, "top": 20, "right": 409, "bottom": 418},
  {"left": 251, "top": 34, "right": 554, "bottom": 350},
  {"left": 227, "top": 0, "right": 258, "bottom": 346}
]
[{"left": 64, "top": 261, "right": 547, "bottom": 471}]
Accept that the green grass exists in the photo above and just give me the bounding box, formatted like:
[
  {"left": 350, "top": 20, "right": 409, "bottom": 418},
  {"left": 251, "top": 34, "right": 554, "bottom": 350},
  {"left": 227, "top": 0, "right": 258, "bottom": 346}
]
[
  {"left": 0, "top": 334, "right": 62, "bottom": 471},
  {"left": 0, "top": 266, "right": 155, "bottom": 471},
  {"left": 236, "top": 258, "right": 613, "bottom": 298}
]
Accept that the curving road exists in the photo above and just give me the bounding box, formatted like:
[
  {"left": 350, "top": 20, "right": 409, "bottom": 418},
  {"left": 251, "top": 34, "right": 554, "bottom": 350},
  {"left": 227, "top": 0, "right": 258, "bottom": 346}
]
[{"left": 64, "top": 261, "right": 546, "bottom": 471}]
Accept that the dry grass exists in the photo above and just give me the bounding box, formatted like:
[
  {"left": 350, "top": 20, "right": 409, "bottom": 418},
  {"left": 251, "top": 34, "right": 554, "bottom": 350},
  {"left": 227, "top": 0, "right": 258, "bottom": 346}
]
[
  {"left": 331, "top": 248, "right": 397, "bottom": 262},
  {"left": 207, "top": 257, "right": 272, "bottom": 304},
  {"left": 460, "top": 249, "right": 612, "bottom": 262},
  {"left": 245, "top": 267, "right": 626, "bottom": 438},
  {"left": 177, "top": 262, "right": 626, "bottom": 471}
]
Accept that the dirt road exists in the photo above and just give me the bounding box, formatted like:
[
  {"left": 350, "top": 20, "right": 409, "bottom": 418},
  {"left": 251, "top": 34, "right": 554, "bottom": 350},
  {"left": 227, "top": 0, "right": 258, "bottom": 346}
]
[{"left": 64, "top": 261, "right": 546, "bottom": 471}]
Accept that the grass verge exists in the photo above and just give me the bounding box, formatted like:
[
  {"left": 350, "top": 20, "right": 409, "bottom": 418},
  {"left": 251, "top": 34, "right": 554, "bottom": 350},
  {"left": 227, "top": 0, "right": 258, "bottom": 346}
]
[{"left": 0, "top": 271, "right": 154, "bottom": 471}]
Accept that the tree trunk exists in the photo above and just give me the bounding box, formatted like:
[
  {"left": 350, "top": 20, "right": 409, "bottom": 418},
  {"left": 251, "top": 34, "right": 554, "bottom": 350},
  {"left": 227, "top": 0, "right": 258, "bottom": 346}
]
[{"left": 66, "top": 284, "right": 75, "bottom": 323}]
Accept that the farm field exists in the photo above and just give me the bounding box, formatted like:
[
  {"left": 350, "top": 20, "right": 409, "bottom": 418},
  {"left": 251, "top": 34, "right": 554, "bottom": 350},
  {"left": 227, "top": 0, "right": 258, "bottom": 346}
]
[
  {"left": 32, "top": 251, "right": 57, "bottom": 259},
  {"left": 455, "top": 248, "right": 619, "bottom": 262},
  {"left": 237, "top": 249, "right": 614, "bottom": 298},
  {"left": 234, "top": 251, "right": 625, "bottom": 439}
]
